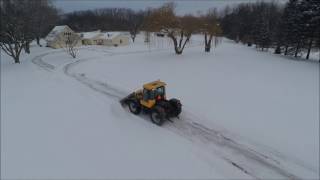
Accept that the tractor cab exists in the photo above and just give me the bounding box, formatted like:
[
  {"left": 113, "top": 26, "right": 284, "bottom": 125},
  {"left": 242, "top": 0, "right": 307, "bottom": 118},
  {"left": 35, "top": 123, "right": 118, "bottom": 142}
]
[{"left": 140, "top": 80, "right": 166, "bottom": 108}]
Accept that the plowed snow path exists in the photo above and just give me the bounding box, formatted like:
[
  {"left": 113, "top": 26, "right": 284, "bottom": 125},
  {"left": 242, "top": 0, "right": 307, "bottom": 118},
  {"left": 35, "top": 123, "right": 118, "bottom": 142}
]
[{"left": 31, "top": 47, "right": 317, "bottom": 179}]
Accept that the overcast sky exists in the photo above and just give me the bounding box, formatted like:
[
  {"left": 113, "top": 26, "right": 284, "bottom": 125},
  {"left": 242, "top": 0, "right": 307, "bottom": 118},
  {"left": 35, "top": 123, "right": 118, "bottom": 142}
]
[{"left": 53, "top": 0, "right": 287, "bottom": 15}]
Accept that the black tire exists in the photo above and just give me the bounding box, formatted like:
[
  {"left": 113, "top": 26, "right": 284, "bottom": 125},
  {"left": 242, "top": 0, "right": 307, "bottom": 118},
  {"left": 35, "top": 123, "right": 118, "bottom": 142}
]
[
  {"left": 169, "top": 98, "right": 182, "bottom": 117},
  {"left": 150, "top": 106, "right": 165, "bottom": 126},
  {"left": 128, "top": 100, "right": 141, "bottom": 115}
]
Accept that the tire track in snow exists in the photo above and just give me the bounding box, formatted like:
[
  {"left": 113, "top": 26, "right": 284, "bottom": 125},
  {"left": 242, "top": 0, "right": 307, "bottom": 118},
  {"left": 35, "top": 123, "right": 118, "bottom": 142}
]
[
  {"left": 31, "top": 47, "right": 96, "bottom": 71},
  {"left": 31, "top": 47, "right": 311, "bottom": 179},
  {"left": 63, "top": 57, "right": 128, "bottom": 100},
  {"left": 31, "top": 51, "right": 60, "bottom": 71},
  {"left": 165, "top": 115, "right": 299, "bottom": 179}
]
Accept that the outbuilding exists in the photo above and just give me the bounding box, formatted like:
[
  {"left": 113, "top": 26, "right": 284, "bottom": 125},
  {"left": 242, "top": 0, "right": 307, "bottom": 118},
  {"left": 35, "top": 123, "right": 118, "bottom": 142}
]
[{"left": 45, "top": 25, "right": 81, "bottom": 49}]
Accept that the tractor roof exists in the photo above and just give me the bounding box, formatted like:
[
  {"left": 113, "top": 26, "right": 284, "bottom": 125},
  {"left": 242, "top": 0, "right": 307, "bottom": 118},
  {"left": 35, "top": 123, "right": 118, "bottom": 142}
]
[{"left": 143, "top": 80, "right": 166, "bottom": 90}]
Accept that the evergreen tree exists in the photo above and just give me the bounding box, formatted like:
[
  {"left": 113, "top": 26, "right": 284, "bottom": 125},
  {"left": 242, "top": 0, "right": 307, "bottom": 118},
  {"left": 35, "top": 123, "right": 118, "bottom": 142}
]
[
  {"left": 280, "top": 0, "right": 300, "bottom": 56},
  {"left": 300, "top": 0, "right": 320, "bottom": 59}
]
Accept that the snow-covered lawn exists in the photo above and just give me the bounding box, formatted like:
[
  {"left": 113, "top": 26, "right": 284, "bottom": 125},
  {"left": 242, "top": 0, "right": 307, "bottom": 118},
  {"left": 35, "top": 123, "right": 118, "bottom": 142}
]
[{"left": 1, "top": 36, "right": 319, "bottom": 179}]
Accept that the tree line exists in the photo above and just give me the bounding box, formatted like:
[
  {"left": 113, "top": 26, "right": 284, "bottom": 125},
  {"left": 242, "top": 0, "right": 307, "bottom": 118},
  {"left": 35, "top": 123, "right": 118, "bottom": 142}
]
[
  {"left": 56, "top": 0, "right": 320, "bottom": 59},
  {"left": 63, "top": 3, "right": 222, "bottom": 55},
  {"left": 221, "top": 0, "right": 320, "bottom": 60},
  {"left": 62, "top": 8, "right": 146, "bottom": 42},
  {"left": 144, "top": 3, "right": 222, "bottom": 54},
  {"left": 1, "top": 1, "right": 223, "bottom": 62},
  {"left": 1, "top": 0, "right": 319, "bottom": 63}
]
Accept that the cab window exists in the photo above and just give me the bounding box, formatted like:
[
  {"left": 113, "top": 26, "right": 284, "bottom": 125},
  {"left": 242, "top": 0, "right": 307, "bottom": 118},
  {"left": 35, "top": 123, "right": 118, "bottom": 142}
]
[
  {"left": 155, "top": 86, "right": 165, "bottom": 97},
  {"left": 143, "top": 89, "right": 154, "bottom": 100}
]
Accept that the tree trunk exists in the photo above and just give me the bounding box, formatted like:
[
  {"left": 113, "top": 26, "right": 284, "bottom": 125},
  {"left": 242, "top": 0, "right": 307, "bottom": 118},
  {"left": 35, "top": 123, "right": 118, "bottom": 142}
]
[
  {"left": 36, "top": 37, "right": 42, "bottom": 47},
  {"left": 274, "top": 45, "right": 281, "bottom": 54},
  {"left": 174, "top": 48, "right": 183, "bottom": 54},
  {"left": 205, "top": 39, "right": 212, "bottom": 52},
  {"left": 294, "top": 41, "right": 301, "bottom": 58},
  {"left": 204, "top": 33, "right": 212, "bottom": 52},
  {"left": 170, "top": 35, "right": 178, "bottom": 54},
  {"left": 178, "top": 31, "right": 184, "bottom": 48},
  {"left": 284, "top": 45, "right": 288, "bottom": 55},
  {"left": 306, "top": 38, "right": 313, "bottom": 60},
  {"left": 173, "top": 40, "right": 184, "bottom": 55},
  {"left": 205, "top": 45, "right": 211, "bottom": 52},
  {"left": 169, "top": 33, "right": 189, "bottom": 55},
  {"left": 14, "top": 56, "right": 20, "bottom": 63},
  {"left": 24, "top": 42, "right": 30, "bottom": 54},
  {"left": 131, "top": 33, "right": 136, "bottom": 43},
  {"left": 144, "top": 31, "right": 150, "bottom": 43}
]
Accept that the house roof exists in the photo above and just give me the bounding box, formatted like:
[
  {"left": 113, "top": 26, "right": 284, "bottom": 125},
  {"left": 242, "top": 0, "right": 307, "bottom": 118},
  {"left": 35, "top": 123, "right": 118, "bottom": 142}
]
[
  {"left": 52, "top": 25, "right": 68, "bottom": 32},
  {"left": 45, "top": 25, "right": 70, "bottom": 41},
  {"left": 103, "top": 32, "right": 122, "bottom": 40},
  {"left": 79, "top": 30, "right": 102, "bottom": 39}
]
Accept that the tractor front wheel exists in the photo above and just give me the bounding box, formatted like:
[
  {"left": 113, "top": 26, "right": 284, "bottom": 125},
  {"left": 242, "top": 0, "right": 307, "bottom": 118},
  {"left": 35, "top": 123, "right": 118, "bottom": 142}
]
[
  {"left": 150, "top": 106, "right": 165, "bottom": 126},
  {"left": 128, "top": 100, "right": 141, "bottom": 115},
  {"left": 169, "top": 98, "right": 182, "bottom": 117}
]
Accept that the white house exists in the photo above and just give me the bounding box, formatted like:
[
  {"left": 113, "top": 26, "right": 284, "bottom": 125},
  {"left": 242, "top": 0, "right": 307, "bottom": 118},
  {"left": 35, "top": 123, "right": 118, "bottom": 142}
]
[
  {"left": 45, "top": 25, "right": 81, "bottom": 49},
  {"left": 78, "top": 31, "right": 129, "bottom": 47},
  {"left": 79, "top": 30, "right": 104, "bottom": 45},
  {"left": 102, "top": 32, "right": 129, "bottom": 46}
]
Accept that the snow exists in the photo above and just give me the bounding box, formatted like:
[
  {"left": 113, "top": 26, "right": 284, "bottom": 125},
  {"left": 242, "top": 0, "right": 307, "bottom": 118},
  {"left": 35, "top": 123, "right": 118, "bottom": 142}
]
[
  {"left": 78, "top": 31, "right": 128, "bottom": 41},
  {"left": 104, "top": 32, "right": 122, "bottom": 39},
  {"left": 1, "top": 35, "right": 319, "bottom": 179},
  {"left": 52, "top": 25, "right": 68, "bottom": 31},
  {"left": 80, "top": 30, "right": 102, "bottom": 39}
]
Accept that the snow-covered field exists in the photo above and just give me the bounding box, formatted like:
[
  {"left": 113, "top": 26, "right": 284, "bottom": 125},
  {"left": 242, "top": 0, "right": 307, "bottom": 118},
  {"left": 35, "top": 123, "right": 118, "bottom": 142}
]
[{"left": 1, "top": 35, "right": 319, "bottom": 179}]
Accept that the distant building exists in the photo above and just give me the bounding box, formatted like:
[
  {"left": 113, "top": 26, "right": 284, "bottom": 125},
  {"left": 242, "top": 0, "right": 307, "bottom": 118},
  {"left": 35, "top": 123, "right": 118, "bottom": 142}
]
[
  {"left": 79, "top": 31, "right": 129, "bottom": 47},
  {"left": 45, "top": 25, "right": 81, "bottom": 49},
  {"left": 46, "top": 27, "right": 130, "bottom": 48},
  {"left": 102, "top": 32, "right": 129, "bottom": 46},
  {"left": 79, "top": 30, "right": 104, "bottom": 45}
]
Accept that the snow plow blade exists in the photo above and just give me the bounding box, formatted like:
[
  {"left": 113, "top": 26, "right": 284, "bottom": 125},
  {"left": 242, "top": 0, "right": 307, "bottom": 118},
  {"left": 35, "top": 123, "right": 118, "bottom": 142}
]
[{"left": 119, "top": 92, "right": 135, "bottom": 105}]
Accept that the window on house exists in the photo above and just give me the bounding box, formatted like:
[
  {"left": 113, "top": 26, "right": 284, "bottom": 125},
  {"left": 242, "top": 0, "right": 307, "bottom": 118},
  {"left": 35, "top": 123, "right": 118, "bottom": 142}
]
[{"left": 64, "top": 32, "right": 71, "bottom": 37}]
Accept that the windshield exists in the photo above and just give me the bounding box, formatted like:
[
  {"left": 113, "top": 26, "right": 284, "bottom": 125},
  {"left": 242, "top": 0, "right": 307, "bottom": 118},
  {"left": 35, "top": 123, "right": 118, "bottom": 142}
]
[
  {"left": 143, "top": 89, "right": 154, "bottom": 100},
  {"left": 154, "top": 86, "right": 165, "bottom": 97},
  {"left": 143, "top": 86, "right": 165, "bottom": 100}
]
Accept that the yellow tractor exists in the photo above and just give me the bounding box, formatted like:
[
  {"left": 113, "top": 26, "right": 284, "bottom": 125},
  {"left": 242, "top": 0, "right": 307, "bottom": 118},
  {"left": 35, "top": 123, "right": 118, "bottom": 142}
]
[{"left": 120, "top": 80, "right": 182, "bottom": 126}]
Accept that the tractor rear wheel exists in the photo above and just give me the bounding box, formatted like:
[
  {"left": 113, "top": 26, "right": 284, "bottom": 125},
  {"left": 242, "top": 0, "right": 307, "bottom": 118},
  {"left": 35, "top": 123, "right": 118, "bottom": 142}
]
[
  {"left": 169, "top": 98, "right": 182, "bottom": 117},
  {"left": 128, "top": 100, "right": 141, "bottom": 115},
  {"left": 150, "top": 106, "right": 165, "bottom": 126}
]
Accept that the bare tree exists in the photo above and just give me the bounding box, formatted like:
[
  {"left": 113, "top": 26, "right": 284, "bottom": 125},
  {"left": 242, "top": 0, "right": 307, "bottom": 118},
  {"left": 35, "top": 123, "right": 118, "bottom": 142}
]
[
  {"left": 144, "top": 31, "right": 150, "bottom": 43},
  {"left": 63, "top": 33, "right": 80, "bottom": 58},
  {"left": 0, "top": 0, "right": 31, "bottom": 63},
  {"left": 200, "top": 8, "right": 222, "bottom": 52},
  {"left": 0, "top": 0, "right": 59, "bottom": 63},
  {"left": 33, "top": 0, "right": 60, "bottom": 47},
  {"left": 127, "top": 10, "right": 145, "bottom": 42},
  {"left": 63, "top": 7, "right": 136, "bottom": 32},
  {"left": 144, "top": 3, "right": 199, "bottom": 55}
]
